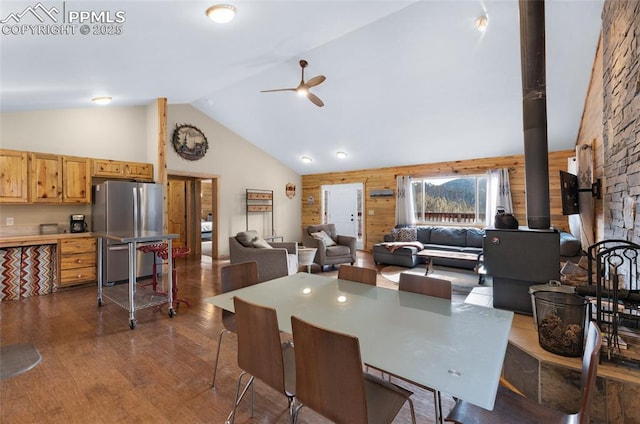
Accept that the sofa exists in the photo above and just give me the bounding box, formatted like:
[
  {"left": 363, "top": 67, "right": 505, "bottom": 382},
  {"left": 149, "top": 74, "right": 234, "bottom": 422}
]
[
  {"left": 373, "top": 226, "right": 485, "bottom": 269},
  {"left": 229, "top": 231, "right": 298, "bottom": 282},
  {"left": 301, "top": 224, "right": 357, "bottom": 271},
  {"left": 373, "top": 225, "right": 584, "bottom": 270}
]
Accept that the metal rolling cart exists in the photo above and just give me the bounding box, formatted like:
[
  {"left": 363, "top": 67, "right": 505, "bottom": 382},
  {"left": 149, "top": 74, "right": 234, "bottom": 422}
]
[{"left": 96, "top": 231, "right": 179, "bottom": 329}]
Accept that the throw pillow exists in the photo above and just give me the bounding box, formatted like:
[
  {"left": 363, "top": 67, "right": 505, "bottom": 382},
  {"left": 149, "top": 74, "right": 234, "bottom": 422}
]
[
  {"left": 252, "top": 237, "right": 273, "bottom": 249},
  {"left": 236, "top": 230, "right": 259, "bottom": 247},
  {"left": 393, "top": 227, "right": 417, "bottom": 242},
  {"left": 311, "top": 230, "right": 336, "bottom": 247}
]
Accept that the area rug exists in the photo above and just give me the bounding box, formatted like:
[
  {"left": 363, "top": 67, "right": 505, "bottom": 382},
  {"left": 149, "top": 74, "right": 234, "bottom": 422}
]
[
  {"left": 0, "top": 343, "right": 42, "bottom": 380},
  {"left": 380, "top": 264, "right": 485, "bottom": 294}
]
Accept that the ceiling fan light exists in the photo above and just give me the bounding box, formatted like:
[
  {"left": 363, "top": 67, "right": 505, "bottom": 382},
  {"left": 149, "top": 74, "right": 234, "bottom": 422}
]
[
  {"left": 296, "top": 87, "right": 308, "bottom": 96},
  {"left": 475, "top": 15, "right": 488, "bottom": 32},
  {"left": 206, "top": 4, "right": 236, "bottom": 23},
  {"left": 91, "top": 96, "right": 112, "bottom": 105},
  {"left": 336, "top": 151, "right": 347, "bottom": 159},
  {"left": 301, "top": 156, "right": 312, "bottom": 164}
]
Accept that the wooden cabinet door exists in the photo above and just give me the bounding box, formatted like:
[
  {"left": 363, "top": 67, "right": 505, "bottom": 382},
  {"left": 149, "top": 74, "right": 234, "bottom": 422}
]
[
  {"left": 92, "top": 159, "right": 125, "bottom": 178},
  {"left": 0, "top": 149, "right": 28, "bottom": 203},
  {"left": 125, "top": 162, "right": 153, "bottom": 180},
  {"left": 29, "top": 152, "right": 63, "bottom": 203},
  {"left": 62, "top": 156, "right": 91, "bottom": 203}
]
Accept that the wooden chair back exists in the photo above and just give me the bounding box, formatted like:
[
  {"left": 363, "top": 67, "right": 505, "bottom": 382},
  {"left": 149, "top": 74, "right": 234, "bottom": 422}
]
[
  {"left": 398, "top": 273, "right": 452, "bottom": 300},
  {"left": 233, "top": 296, "right": 286, "bottom": 394},
  {"left": 577, "top": 321, "right": 603, "bottom": 424},
  {"left": 220, "top": 261, "right": 259, "bottom": 330},
  {"left": 338, "top": 265, "right": 377, "bottom": 286},
  {"left": 291, "top": 315, "right": 369, "bottom": 424}
]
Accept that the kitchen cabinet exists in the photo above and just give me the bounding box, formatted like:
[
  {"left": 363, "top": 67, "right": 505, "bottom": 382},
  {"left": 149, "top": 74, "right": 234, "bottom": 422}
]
[
  {"left": 62, "top": 156, "right": 91, "bottom": 203},
  {"left": 92, "top": 158, "right": 124, "bottom": 178},
  {"left": 0, "top": 149, "right": 29, "bottom": 203},
  {"left": 59, "top": 236, "right": 96, "bottom": 287},
  {"left": 92, "top": 159, "right": 153, "bottom": 181},
  {"left": 125, "top": 162, "right": 153, "bottom": 180},
  {"left": 29, "top": 154, "right": 90, "bottom": 203},
  {"left": 29, "top": 152, "right": 63, "bottom": 202}
]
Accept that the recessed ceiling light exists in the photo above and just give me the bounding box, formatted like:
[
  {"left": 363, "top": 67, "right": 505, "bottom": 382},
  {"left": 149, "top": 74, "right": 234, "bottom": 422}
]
[
  {"left": 206, "top": 4, "right": 237, "bottom": 23},
  {"left": 475, "top": 15, "right": 488, "bottom": 32},
  {"left": 336, "top": 151, "right": 347, "bottom": 159},
  {"left": 92, "top": 96, "right": 112, "bottom": 105},
  {"left": 301, "top": 156, "right": 312, "bottom": 164}
]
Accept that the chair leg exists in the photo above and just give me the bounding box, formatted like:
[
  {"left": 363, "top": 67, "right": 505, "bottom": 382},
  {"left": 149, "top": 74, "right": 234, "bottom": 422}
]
[
  {"left": 226, "top": 372, "right": 254, "bottom": 424},
  {"left": 211, "top": 329, "right": 230, "bottom": 389},
  {"left": 291, "top": 400, "right": 304, "bottom": 424},
  {"left": 433, "top": 390, "right": 443, "bottom": 424},
  {"left": 407, "top": 397, "right": 417, "bottom": 424}
]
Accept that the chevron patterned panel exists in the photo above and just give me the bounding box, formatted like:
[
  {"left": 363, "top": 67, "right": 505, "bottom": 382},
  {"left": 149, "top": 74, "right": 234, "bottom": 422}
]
[
  {"left": 20, "top": 245, "right": 55, "bottom": 298},
  {"left": 0, "top": 248, "right": 22, "bottom": 301}
]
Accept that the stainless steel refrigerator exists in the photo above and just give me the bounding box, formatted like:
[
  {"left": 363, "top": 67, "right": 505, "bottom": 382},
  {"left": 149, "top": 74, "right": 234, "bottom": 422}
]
[{"left": 92, "top": 181, "right": 164, "bottom": 284}]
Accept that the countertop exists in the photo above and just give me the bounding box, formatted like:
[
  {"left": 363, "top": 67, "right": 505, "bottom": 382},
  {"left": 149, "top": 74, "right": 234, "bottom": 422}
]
[{"left": 0, "top": 232, "right": 95, "bottom": 248}]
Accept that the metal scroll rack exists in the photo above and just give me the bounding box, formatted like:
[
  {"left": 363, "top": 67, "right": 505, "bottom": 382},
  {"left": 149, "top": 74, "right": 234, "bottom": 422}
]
[{"left": 578, "top": 240, "right": 640, "bottom": 367}]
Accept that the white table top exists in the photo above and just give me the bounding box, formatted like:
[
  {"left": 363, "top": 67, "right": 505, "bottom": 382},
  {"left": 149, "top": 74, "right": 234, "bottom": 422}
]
[{"left": 204, "top": 272, "right": 513, "bottom": 410}]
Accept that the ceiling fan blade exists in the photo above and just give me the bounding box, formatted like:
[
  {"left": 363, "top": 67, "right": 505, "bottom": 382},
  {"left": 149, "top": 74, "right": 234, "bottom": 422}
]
[
  {"left": 260, "top": 88, "right": 297, "bottom": 93},
  {"left": 307, "top": 92, "right": 324, "bottom": 107},
  {"left": 305, "top": 75, "right": 326, "bottom": 88}
]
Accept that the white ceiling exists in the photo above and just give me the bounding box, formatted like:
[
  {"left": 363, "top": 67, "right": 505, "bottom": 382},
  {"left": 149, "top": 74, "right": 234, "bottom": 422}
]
[{"left": 0, "top": 0, "right": 604, "bottom": 174}]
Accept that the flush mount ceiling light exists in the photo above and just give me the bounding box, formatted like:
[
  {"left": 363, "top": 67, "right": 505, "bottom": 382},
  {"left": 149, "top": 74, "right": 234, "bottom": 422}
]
[
  {"left": 301, "top": 156, "right": 312, "bottom": 164},
  {"left": 91, "top": 96, "right": 112, "bottom": 105},
  {"left": 206, "top": 4, "right": 236, "bottom": 23},
  {"left": 475, "top": 14, "right": 488, "bottom": 32},
  {"left": 336, "top": 151, "right": 348, "bottom": 159}
]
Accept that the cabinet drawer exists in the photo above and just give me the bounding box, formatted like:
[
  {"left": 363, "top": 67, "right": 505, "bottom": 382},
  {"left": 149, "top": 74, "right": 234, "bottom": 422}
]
[
  {"left": 60, "top": 266, "right": 96, "bottom": 285},
  {"left": 60, "top": 252, "right": 96, "bottom": 270},
  {"left": 60, "top": 237, "right": 96, "bottom": 254}
]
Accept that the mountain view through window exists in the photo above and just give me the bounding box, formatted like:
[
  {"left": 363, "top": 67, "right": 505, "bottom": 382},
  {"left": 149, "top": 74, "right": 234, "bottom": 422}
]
[{"left": 412, "top": 176, "right": 487, "bottom": 224}]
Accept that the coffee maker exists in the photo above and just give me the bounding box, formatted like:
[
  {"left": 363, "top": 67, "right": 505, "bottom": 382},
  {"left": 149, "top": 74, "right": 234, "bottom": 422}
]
[{"left": 70, "top": 214, "right": 87, "bottom": 233}]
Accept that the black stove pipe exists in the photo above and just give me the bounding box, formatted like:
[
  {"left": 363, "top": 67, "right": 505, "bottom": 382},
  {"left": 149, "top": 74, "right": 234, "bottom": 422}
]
[{"left": 519, "top": 0, "right": 551, "bottom": 229}]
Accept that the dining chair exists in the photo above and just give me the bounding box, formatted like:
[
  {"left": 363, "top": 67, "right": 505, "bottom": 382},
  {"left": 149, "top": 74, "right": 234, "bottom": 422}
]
[
  {"left": 290, "top": 315, "right": 416, "bottom": 424},
  {"left": 445, "top": 321, "right": 603, "bottom": 424},
  {"left": 395, "top": 272, "right": 452, "bottom": 423},
  {"left": 211, "top": 261, "right": 259, "bottom": 389},
  {"left": 227, "top": 296, "right": 296, "bottom": 424},
  {"left": 398, "top": 272, "right": 452, "bottom": 300},
  {"left": 337, "top": 264, "right": 377, "bottom": 285}
]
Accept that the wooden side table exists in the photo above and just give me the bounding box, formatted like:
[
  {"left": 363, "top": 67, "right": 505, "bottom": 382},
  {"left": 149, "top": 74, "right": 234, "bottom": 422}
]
[{"left": 297, "top": 247, "right": 317, "bottom": 273}]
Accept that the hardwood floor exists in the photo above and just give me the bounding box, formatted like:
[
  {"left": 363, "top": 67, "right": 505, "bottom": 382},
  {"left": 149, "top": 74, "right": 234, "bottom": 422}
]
[{"left": 0, "top": 252, "right": 455, "bottom": 423}]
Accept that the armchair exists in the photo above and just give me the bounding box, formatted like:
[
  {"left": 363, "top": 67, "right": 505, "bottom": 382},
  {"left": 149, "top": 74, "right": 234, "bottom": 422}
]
[
  {"left": 302, "top": 224, "right": 356, "bottom": 271},
  {"left": 229, "top": 231, "right": 298, "bottom": 282}
]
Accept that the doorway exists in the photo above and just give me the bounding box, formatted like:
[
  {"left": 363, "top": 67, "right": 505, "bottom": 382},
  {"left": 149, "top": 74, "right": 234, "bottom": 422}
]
[
  {"left": 167, "top": 174, "right": 219, "bottom": 258},
  {"left": 321, "top": 183, "right": 364, "bottom": 249}
]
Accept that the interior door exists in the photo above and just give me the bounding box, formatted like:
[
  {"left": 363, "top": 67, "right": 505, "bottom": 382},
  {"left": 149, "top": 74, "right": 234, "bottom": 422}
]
[
  {"left": 168, "top": 180, "right": 186, "bottom": 247},
  {"left": 322, "top": 183, "right": 363, "bottom": 249}
]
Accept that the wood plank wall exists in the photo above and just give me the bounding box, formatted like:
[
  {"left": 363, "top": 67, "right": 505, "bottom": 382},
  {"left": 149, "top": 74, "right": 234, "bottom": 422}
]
[{"left": 302, "top": 150, "right": 574, "bottom": 251}]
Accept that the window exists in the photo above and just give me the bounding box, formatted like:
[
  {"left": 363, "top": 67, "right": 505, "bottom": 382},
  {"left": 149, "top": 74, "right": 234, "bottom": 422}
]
[{"left": 412, "top": 175, "right": 487, "bottom": 224}]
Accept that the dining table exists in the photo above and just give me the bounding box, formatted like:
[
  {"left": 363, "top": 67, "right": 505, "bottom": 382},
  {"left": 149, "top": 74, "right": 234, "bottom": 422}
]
[{"left": 204, "top": 272, "right": 513, "bottom": 412}]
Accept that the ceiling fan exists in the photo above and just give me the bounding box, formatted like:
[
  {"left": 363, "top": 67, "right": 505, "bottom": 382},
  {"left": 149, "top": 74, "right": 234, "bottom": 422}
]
[{"left": 260, "top": 60, "right": 326, "bottom": 107}]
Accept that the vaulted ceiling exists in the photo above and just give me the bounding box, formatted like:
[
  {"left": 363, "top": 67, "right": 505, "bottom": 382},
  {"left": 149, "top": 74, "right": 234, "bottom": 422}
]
[{"left": 0, "top": 0, "right": 604, "bottom": 174}]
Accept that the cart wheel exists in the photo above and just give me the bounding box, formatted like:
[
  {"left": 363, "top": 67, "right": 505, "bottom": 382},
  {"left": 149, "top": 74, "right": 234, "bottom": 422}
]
[
  {"left": 168, "top": 308, "right": 176, "bottom": 318},
  {"left": 129, "top": 319, "right": 136, "bottom": 329},
  {"left": 98, "top": 298, "right": 103, "bottom": 307}
]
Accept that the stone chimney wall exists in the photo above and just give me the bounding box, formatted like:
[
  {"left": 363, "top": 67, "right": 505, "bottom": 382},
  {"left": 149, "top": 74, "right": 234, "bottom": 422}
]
[{"left": 602, "top": 1, "right": 640, "bottom": 242}]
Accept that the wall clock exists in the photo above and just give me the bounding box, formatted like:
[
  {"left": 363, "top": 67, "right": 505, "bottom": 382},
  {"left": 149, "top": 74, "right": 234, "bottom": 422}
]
[{"left": 172, "top": 124, "right": 209, "bottom": 161}]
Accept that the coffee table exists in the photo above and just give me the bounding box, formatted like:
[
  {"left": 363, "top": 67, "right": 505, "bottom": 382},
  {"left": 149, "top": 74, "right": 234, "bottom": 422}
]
[{"left": 417, "top": 249, "right": 485, "bottom": 283}]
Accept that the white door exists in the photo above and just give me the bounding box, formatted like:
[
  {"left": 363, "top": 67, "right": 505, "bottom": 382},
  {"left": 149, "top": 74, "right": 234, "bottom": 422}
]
[{"left": 322, "top": 183, "right": 363, "bottom": 249}]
